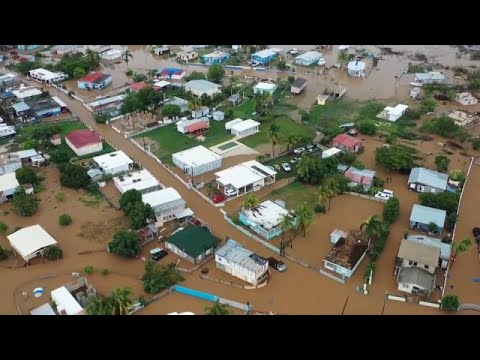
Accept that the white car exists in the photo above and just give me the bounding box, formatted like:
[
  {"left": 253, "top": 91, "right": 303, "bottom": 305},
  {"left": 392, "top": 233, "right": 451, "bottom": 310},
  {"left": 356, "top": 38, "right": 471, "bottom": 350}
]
[
  {"left": 225, "top": 188, "right": 237, "bottom": 197},
  {"left": 293, "top": 147, "right": 306, "bottom": 154},
  {"left": 282, "top": 163, "right": 292, "bottom": 172},
  {"left": 374, "top": 190, "right": 395, "bottom": 200},
  {"left": 318, "top": 58, "right": 326, "bottom": 66}
]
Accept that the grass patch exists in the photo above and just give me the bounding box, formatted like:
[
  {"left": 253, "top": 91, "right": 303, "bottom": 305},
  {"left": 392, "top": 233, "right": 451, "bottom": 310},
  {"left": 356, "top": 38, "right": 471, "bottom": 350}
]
[
  {"left": 240, "top": 116, "right": 313, "bottom": 149},
  {"left": 79, "top": 192, "right": 103, "bottom": 208},
  {"left": 306, "top": 98, "right": 359, "bottom": 129},
  {"left": 270, "top": 180, "right": 320, "bottom": 209},
  {"left": 18, "top": 121, "right": 87, "bottom": 140}
]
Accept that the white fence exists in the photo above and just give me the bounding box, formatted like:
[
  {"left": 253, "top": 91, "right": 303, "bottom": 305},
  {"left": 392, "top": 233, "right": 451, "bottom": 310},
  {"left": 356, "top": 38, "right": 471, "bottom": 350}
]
[
  {"left": 387, "top": 294, "right": 406, "bottom": 302},
  {"left": 419, "top": 301, "right": 440, "bottom": 309}
]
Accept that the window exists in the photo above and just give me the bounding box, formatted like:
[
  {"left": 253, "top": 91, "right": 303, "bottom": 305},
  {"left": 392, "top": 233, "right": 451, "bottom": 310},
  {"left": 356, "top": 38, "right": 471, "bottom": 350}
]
[
  {"left": 424, "top": 265, "right": 429, "bottom": 269},
  {"left": 413, "top": 262, "right": 418, "bottom": 266},
  {"left": 408, "top": 261, "right": 413, "bottom": 265},
  {"left": 402, "top": 284, "right": 409, "bottom": 289}
]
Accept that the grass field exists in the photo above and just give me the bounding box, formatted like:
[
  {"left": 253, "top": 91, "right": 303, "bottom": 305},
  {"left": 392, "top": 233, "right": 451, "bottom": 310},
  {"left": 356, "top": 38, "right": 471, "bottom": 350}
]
[
  {"left": 270, "top": 180, "right": 320, "bottom": 209},
  {"left": 19, "top": 121, "right": 87, "bottom": 140}
]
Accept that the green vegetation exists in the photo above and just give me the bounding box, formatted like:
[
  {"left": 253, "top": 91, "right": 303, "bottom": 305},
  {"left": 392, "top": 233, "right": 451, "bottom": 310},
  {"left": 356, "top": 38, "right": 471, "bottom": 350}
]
[
  {"left": 143, "top": 261, "right": 184, "bottom": 294},
  {"left": 58, "top": 163, "right": 91, "bottom": 189},
  {"left": 122, "top": 87, "right": 163, "bottom": 114},
  {"left": 162, "top": 104, "right": 182, "bottom": 118},
  {"left": 128, "top": 202, "right": 155, "bottom": 230},
  {"left": 87, "top": 287, "right": 134, "bottom": 315},
  {"left": 132, "top": 72, "right": 148, "bottom": 82},
  {"left": 383, "top": 197, "right": 400, "bottom": 224},
  {"left": 271, "top": 181, "right": 320, "bottom": 209},
  {"left": 43, "top": 245, "right": 64, "bottom": 260},
  {"left": 296, "top": 156, "right": 339, "bottom": 185},
  {"left": 207, "top": 64, "right": 225, "bottom": 83},
  {"left": 95, "top": 114, "right": 111, "bottom": 124},
  {"left": 435, "top": 155, "right": 450, "bottom": 173},
  {"left": 185, "top": 71, "right": 206, "bottom": 81},
  {"left": 441, "top": 294, "right": 460, "bottom": 312},
  {"left": 364, "top": 262, "right": 377, "bottom": 282},
  {"left": 13, "top": 188, "right": 40, "bottom": 217},
  {"left": 15, "top": 61, "right": 44, "bottom": 75},
  {"left": 119, "top": 190, "right": 143, "bottom": 213},
  {"left": 449, "top": 170, "right": 466, "bottom": 183},
  {"left": 15, "top": 168, "right": 42, "bottom": 185},
  {"left": 205, "top": 301, "right": 233, "bottom": 315},
  {"left": 297, "top": 203, "right": 315, "bottom": 237},
  {"left": 101, "top": 268, "right": 110, "bottom": 276},
  {"left": 375, "top": 145, "right": 417, "bottom": 172},
  {"left": 0, "top": 246, "right": 9, "bottom": 261},
  {"left": 108, "top": 230, "right": 141, "bottom": 258},
  {"left": 314, "top": 203, "right": 326, "bottom": 213},
  {"left": 84, "top": 265, "right": 95, "bottom": 275},
  {"left": 471, "top": 137, "right": 480, "bottom": 150},
  {"left": 123, "top": 49, "right": 133, "bottom": 69},
  {"left": 242, "top": 193, "right": 260, "bottom": 210},
  {"left": 58, "top": 214, "right": 72, "bottom": 226},
  {"left": 419, "top": 116, "right": 470, "bottom": 141},
  {"left": 55, "top": 52, "right": 100, "bottom": 78},
  {"left": 357, "top": 120, "right": 377, "bottom": 135},
  {"left": 0, "top": 222, "right": 8, "bottom": 235},
  {"left": 452, "top": 237, "right": 473, "bottom": 262},
  {"left": 73, "top": 67, "right": 86, "bottom": 79}
]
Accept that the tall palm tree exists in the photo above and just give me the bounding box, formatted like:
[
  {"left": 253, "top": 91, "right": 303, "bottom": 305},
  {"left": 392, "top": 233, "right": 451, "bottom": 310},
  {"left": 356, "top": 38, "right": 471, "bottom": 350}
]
[
  {"left": 205, "top": 301, "right": 232, "bottom": 315},
  {"left": 297, "top": 156, "right": 315, "bottom": 182},
  {"left": 188, "top": 98, "right": 202, "bottom": 111},
  {"left": 243, "top": 193, "right": 260, "bottom": 210},
  {"left": 451, "top": 237, "right": 473, "bottom": 264},
  {"left": 267, "top": 123, "right": 281, "bottom": 157},
  {"left": 297, "top": 203, "right": 315, "bottom": 237},
  {"left": 280, "top": 214, "right": 296, "bottom": 249},
  {"left": 254, "top": 93, "right": 265, "bottom": 114},
  {"left": 123, "top": 49, "right": 134, "bottom": 69},
  {"left": 110, "top": 288, "right": 134, "bottom": 315},
  {"left": 318, "top": 187, "right": 330, "bottom": 210},
  {"left": 283, "top": 134, "right": 301, "bottom": 152},
  {"left": 360, "top": 215, "right": 383, "bottom": 243},
  {"left": 87, "top": 296, "right": 113, "bottom": 315},
  {"left": 85, "top": 49, "right": 101, "bottom": 70}
]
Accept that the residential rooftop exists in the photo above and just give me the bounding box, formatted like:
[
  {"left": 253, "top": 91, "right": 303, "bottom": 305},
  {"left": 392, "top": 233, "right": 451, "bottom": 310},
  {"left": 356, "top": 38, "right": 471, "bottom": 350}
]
[
  {"left": 397, "top": 238, "right": 440, "bottom": 268},
  {"left": 93, "top": 151, "right": 133, "bottom": 172},
  {"left": 216, "top": 239, "right": 267, "bottom": 273},
  {"left": 142, "top": 187, "right": 186, "bottom": 211},
  {"left": 241, "top": 200, "right": 292, "bottom": 230},
  {"left": 78, "top": 72, "right": 111, "bottom": 85},
  {"left": 167, "top": 226, "right": 220, "bottom": 258},
  {"left": 398, "top": 267, "right": 435, "bottom": 290},
  {"left": 172, "top": 145, "right": 221, "bottom": 167},
  {"left": 408, "top": 167, "right": 448, "bottom": 190},
  {"left": 114, "top": 169, "right": 161, "bottom": 193},
  {"left": 215, "top": 160, "right": 276, "bottom": 190},
  {"left": 410, "top": 204, "right": 447, "bottom": 228},
  {"left": 406, "top": 235, "right": 452, "bottom": 261},
  {"left": 65, "top": 129, "right": 102, "bottom": 149},
  {"left": 324, "top": 233, "right": 368, "bottom": 270}
]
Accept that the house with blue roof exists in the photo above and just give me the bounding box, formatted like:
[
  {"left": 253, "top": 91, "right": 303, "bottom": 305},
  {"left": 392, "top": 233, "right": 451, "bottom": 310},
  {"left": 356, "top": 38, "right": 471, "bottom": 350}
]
[
  {"left": 295, "top": 51, "right": 323, "bottom": 66},
  {"left": 251, "top": 49, "right": 278, "bottom": 65},
  {"left": 202, "top": 51, "right": 230, "bottom": 65},
  {"left": 409, "top": 204, "right": 446, "bottom": 234},
  {"left": 408, "top": 167, "right": 449, "bottom": 193}
]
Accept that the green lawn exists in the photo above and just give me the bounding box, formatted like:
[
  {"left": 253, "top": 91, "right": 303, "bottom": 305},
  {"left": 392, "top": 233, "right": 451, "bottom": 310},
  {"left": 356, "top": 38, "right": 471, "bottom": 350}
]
[
  {"left": 19, "top": 121, "right": 87, "bottom": 140},
  {"left": 239, "top": 116, "right": 313, "bottom": 149},
  {"left": 136, "top": 120, "right": 234, "bottom": 163},
  {"left": 270, "top": 180, "right": 320, "bottom": 210}
]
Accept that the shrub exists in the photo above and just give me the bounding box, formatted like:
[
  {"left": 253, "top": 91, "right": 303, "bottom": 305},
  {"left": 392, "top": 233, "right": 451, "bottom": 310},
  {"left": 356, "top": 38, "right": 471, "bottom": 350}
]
[
  {"left": 101, "top": 268, "right": 110, "bottom": 276},
  {"left": 58, "top": 163, "right": 91, "bottom": 189},
  {"left": 143, "top": 260, "right": 184, "bottom": 294},
  {"left": 357, "top": 120, "right": 377, "bottom": 135},
  {"left": 95, "top": 114, "right": 111, "bottom": 124},
  {"left": 383, "top": 197, "right": 400, "bottom": 224},
  {"left": 0, "top": 222, "right": 8, "bottom": 235},
  {"left": 386, "top": 133, "right": 397, "bottom": 144},
  {"left": 449, "top": 170, "right": 466, "bottom": 183},
  {"left": 232, "top": 215, "right": 241, "bottom": 225},
  {"left": 435, "top": 155, "right": 450, "bottom": 173},
  {"left": 59, "top": 214, "right": 72, "bottom": 226},
  {"left": 84, "top": 266, "right": 95, "bottom": 275},
  {"left": 43, "top": 245, "right": 64, "bottom": 260},
  {"left": 314, "top": 203, "right": 326, "bottom": 213},
  {"left": 0, "top": 246, "right": 9, "bottom": 261},
  {"left": 13, "top": 188, "right": 40, "bottom": 217},
  {"left": 126, "top": 69, "right": 133, "bottom": 76},
  {"left": 56, "top": 192, "right": 66, "bottom": 202},
  {"left": 472, "top": 137, "right": 480, "bottom": 150},
  {"left": 119, "top": 189, "right": 142, "bottom": 214},
  {"left": 108, "top": 230, "right": 140, "bottom": 258},
  {"left": 15, "top": 168, "right": 41, "bottom": 185},
  {"left": 441, "top": 294, "right": 460, "bottom": 312},
  {"left": 50, "top": 148, "right": 71, "bottom": 164},
  {"left": 132, "top": 73, "right": 148, "bottom": 82}
]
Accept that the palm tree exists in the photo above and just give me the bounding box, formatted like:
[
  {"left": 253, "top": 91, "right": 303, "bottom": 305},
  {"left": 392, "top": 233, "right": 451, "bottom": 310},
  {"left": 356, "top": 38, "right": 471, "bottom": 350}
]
[
  {"left": 280, "top": 214, "right": 296, "bottom": 250},
  {"left": 85, "top": 49, "right": 101, "bottom": 70},
  {"left": 254, "top": 93, "right": 265, "bottom": 114},
  {"left": 123, "top": 49, "right": 134, "bottom": 69},
  {"left": 297, "top": 203, "right": 315, "bottom": 237},
  {"left": 205, "top": 300, "right": 233, "bottom": 315},
  {"left": 337, "top": 51, "right": 349, "bottom": 68},
  {"left": 243, "top": 193, "right": 260, "bottom": 210},
  {"left": 110, "top": 288, "right": 134, "bottom": 315},
  {"left": 296, "top": 156, "right": 316, "bottom": 182},
  {"left": 87, "top": 296, "right": 113, "bottom": 315},
  {"left": 267, "top": 123, "right": 281, "bottom": 157},
  {"left": 360, "top": 215, "right": 383, "bottom": 243},
  {"left": 283, "top": 134, "right": 301, "bottom": 152},
  {"left": 188, "top": 98, "right": 202, "bottom": 111},
  {"left": 318, "top": 187, "right": 330, "bottom": 211},
  {"left": 451, "top": 237, "right": 473, "bottom": 264}
]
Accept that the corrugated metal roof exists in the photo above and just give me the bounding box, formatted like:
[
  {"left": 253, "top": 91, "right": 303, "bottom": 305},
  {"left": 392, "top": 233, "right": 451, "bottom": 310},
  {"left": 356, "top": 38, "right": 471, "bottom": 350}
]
[
  {"left": 398, "top": 238, "right": 440, "bottom": 268},
  {"left": 410, "top": 204, "right": 446, "bottom": 228},
  {"left": 406, "top": 235, "right": 452, "bottom": 260},
  {"left": 398, "top": 267, "right": 435, "bottom": 290},
  {"left": 408, "top": 167, "right": 448, "bottom": 190}
]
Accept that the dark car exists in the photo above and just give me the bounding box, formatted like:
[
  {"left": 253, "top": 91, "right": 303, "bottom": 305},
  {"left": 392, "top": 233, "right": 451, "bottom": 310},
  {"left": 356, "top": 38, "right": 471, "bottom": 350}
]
[
  {"left": 150, "top": 248, "right": 168, "bottom": 261},
  {"left": 268, "top": 257, "right": 287, "bottom": 272}
]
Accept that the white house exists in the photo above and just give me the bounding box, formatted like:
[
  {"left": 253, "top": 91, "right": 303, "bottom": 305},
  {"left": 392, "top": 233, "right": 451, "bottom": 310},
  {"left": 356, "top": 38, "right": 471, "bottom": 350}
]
[
  {"left": 377, "top": 104, "right": 408, "bottom": 122},
  {"left": 347, "top": 60, "right": 366, "bottom": 78},
  {"left": 253, "top": 82, "right": 277, "bottom": 95},
  {"left": 113, "top": 169, "right": 162, "bottom": 194},
  {"left": 176, "top": 117, "right": 209, "bottom": 134},
  {"left": 7, "top": 225, "right": 58, "bottom": 262},
  {"left": 12, "top": 85, "right": 42, "bottom": 101},
  {"left": 184, "top": 80, "right": 221, "bottom": 97},
  {"left": 0, "top": 172, "right": 20, "bottom": 202},
  {"left": 178, "top": 51, "right": 198, "bottom": 62},
  {"left": 142, "top": 187, "right": 192, "bottom": 224},
  {"left": 215, "top": 160, "right": 277, "bottom": 196},
  {"left": 28, "top": 68, "right": 68, "bottom": 84},
  {"left": 93, "top": 151, "right": 134, "bottom": 175},
  {"left": 172, "top": 145, "right": 222, "bottom": 176},
  {"left": 65, "top": 129, "right": 103, "bottom": 156},
  {"left": 415, "top": 72, "right": 445, "bottom": 85},
  {"left": 51, "top": 286, "right": 85, "bottom": 315},
  {"left": 455, "top": 92, "right": 478, "bottom": 106},
  {"left": 212, "top": 111, "right": 224, "bottom": 121},
  {"left": 215, "top": 239, "right": 270, "bottom": 286},
  {"left": 291, "top": 78, "right": 308, "bottom": 94},
  {"left": 225, "top": 118, "right": 243, "bottom": 131},
  {"left": 295, "top": 51, "right": 323, "bottom": 66},
  {"left": 230, "top": 119, "right": 260, "bottom": 137},
  {"left": 322, "top": 147, "right": 342, "bottom": 159},
  {"left": 100, "top": 49, "right": 122, "bottom": 61}
]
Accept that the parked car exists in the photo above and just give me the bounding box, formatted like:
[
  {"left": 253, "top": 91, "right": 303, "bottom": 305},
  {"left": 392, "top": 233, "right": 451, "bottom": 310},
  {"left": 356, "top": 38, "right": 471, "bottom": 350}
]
[
  {"left": 268, "top": 257, "right": 287, "bottom": 272},
  {"left": 150, "top": 248, "right": 168, "bottom": 261},
  {"left": 225, "top": 188, "right": 237, "bottom": 197},
  {"left": 381, "top": 189, "right": 395, "bottom": 198},
  {"left": 293, "top": 147, "right": 306, "bottom": 154},
  {"left": 374, "top": 190, "right": 395, "bottom": 200},
  {"left": 306, "top": 144, "right": 315, "bottom": 150},
  {"left": 251, "top": 61, "right": 260, "bottom": 67},
  {"left": 290, "top": 157, "right": 300, "bottom": 164},
  {"left": 282, "top": 163, "right": 291, "bottom": 172},
  {"left": 213, "top": 194, "right": 227, "bottom": 204}
]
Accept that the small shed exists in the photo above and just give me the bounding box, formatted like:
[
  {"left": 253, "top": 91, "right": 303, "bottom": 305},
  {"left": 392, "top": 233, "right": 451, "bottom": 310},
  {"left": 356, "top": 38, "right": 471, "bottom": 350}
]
[
  {"left": 317, "top": 94, "right": 329, "bottom": 105},
  {"left": 7, "top": 225, "right": 58, "bottom": 262},
  {"left": 347, "top": 60, "right": 366, "bottom": 78},
  {"left": 291, "top": 78, "right": 308, "bottom": 94},
  {"left": 212, "top": 111, "right": 225, "bottom": 121},
  {"left": 51, "top": 134, "right": 61, "bottom": 146}
]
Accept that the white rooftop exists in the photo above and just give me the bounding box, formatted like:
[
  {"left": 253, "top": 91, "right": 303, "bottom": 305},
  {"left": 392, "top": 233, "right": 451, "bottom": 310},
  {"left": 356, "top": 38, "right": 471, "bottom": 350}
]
[
  {"left": 93, "top": 151, "right": 133, "bottom": 172},
  {"left": 0, "top": 172, "right": 19, "bottom": 192},
  {"left": 384, "top": 104, "right": 408, "bottom": 115},
  {"left": 30, "top": 303, "right": 56, "bottom": 316},
  {"left": 172, "top": 145, "right": 221, "bottom": 166},
  {"left": 322, "top": 147, "right": 342, "bottom": 159},
  {"left": 154, "top": 80, "right": 171, "bottom": 88},
  {"left": 216, "top": 239, "right": 267, "bottom": 274},
  {"left": 204, "top": 51, "right": 229, "bottom": 59},
  {"left": 242, "top": 200, "right": 289, "bottom": 230},
  {"left": 15, "top": 149, "right": 38, "bottom": 159},
  {"left": 225, "top": 118, "right": 243, "bottom": 130},
  {"left": 347, "top": 60, "right": 366, "bottom": 71},
  {"left": 7, "top": 225, "right": 57, "bottom": 260},
  {"left": 215, "top": 160, "right": 276, "bottom": 190},
  {"left": 51, "top": 286, "right": 84, "bottom": 315},
  {"left": 12, "top": 86, "right": 42, "bottom": 99},
  {"left": 253, "top": 49, "right": 276, "bottom": 58},
  {"left": 51, "top": 96, "right": 67, "bottom": 108},
  {"left": 254, "top": 82, "right": 277, "bottom": 90},
  {"left": 100, "top": 49, "right": 122, "bottom": 58},
  {"left": 114, "top": 169, "right": 160, "bottom": 193},
  {"left": 230, "top": 119, "right": 260, "bottom": 133},
  {"left": 88, "top": 94, "right": 126, "bottom": 108},
  {"left": 29, "top": 68, "right": 64, "bottom": 81},
  {"left": 142, "top": 187, "right": 184, "bottom": 208}
]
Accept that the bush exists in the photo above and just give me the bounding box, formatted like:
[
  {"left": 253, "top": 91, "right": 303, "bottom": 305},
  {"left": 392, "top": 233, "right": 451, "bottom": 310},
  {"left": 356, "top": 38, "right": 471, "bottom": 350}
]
[
  {"left": 0, "top": 222, "right": 8, "bottom": 235},
  {"left": 58, "top": 163, "right": 91, "bottom": 189},
  {"left": 108, "top": 230, "right": 140, "bottom": 258},
  {"left": 59, "top": 214, "right": 72, "bottom": 226},
  {"left": 420, "top": 97, "right": 437, "bottom": 113},
  {"left": 95, "top": 114, "right": 111, "bottom": 124},
  {"left": 186, "top": 71, "right": 205, "bottom": 81},
  {"left": 314, "top": 203, "right": 326, "bottom": 213},
  {"left": 50, "top": 148, "right": 71, "bottom": 164},
  {"left": 84, "top": 265, "right": 95, "bottom": 275},
  {"left": 0, "top": 245, "right": 9, "bottom": 261},
  {"left": 435, "top": 155, "right": 450, "bottom": 173},
  {"left": 232, "top": 215, "right": 241, "bottom": 225},
  {"left": 383, "top": 197, "right": 400, "bottom": 224},
  {"left": 119, "top": 189, "right": 142, "bottom": 214},
  {"left": 15, "top": 168, "right": 41, "bottom": 185},
  {"left": 357, "top": 120, "right": 377, "bottom": 135},
  {"left": 375, "top": 145, "right": 417, "bottom": 172},
  {"left": 56, "top": 192, "right": 66, "bottom": 202},
  {"left": 449, "top": 170, "right": 466, "bottom": 183},
  {"left": 126, "top": 69, "right": 134, "bottom": 76},
  {"left": 472, "top": 137, "right": 480, "bottom": 150},
  {"left": 132, "top": 73, "right": 148, "bottom": 82},
  {"left": 143, "top": 260, "right": 184, "bottom": 294},
  {"left": 101, "top": 268, "right": 110, "bottom": 276},
  {"left": 441, "top": 294, "right": 460, "bottom": 312},
  {"left": 73, "top": 67, "right": 86, "bottom": 79},
  {"left": 364, "top": 262, "right": 376, "bottom": 281},
  {"left": 386, "top": 133, "right": 397, "bottom": 144},
  {"left": 43, "top": 245, "right": 64, "bottom": 260},
  {"left": 373, "top": 177, "right": 385, "bottom": 189},
  {"left": 419, "top": 192, "right": 459, "bottom": 216},
  {"left": 13, "top": 188, "right": 40, "bottom": 217},
  {"left": 337, "top": 152, "right": 357, "bottom": 166}
]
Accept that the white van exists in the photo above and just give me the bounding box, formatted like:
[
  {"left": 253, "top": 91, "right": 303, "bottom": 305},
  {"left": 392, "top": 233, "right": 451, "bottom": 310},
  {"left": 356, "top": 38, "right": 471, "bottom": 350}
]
[{"left": 382, "top": 189, "right": 394, "bottom": 197}]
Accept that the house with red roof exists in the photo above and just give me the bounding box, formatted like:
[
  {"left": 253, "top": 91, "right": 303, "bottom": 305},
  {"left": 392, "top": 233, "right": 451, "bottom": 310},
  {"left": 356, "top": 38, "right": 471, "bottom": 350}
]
[
  {"left": 344, "top": 166, "right": 376, "bottom": 191},
  {"left": 129, "top": 82, "right": 152, "bottom": 92},
  {"left": 176, "top": 117, "right": 210, "bottom": 134},
  {"left": 332, "top": 134, "right": 363, "bottom": 153},
  {"left": 77, "top": 72, "right": 112, "bottom": 90},
  {"left": 65, "top": 129, "right": 103, "bottom": 156}
]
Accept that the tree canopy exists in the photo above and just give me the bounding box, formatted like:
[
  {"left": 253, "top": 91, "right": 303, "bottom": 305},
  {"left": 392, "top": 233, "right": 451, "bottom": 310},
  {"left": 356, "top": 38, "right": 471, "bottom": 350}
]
[
  {"left": 296, "top": 156, "right": 339, "bottom": 185},
  {"left": 435, "top": 155, "right": 450, "bottom": 173},
  {"left": 13, "top": 188, "right": 40, "bottom": 217},
  {"left": 119, "top": 189, "right": 142, "bottom": 214},
  {"left": 357, "top": 120, "right": 377, "bottom": 135},
  {"left": 58, "top": 163, "right": 91, "bottom": 189},
  {"left": 186, "top": 71, "right": 206, "bottom": 81},
  {"left": 383, "top": 197, "right": 400, "bottom": 224},
  {"left": 143, "top": 261, "right": 184, "bottom": 294},
  {"left": 128, "top": 202, "right": 155, "bottom": 230},
  {"left": 208, "top": 64, "right": 225, "bottom": 83},
  {"left": 441, "top": 294, "right": 459, "bottom": 312},
  {"left": 162, "top": 104, "right": 182, "bottom": 118},
  {"left": 15, "top": 168, "right": 41, "bottom": 185},
  {"left": 121, "top": 87, "right": 163, "bottom": 114},
  {"left": 108, "top": 230, "right": 140, "bottom": 258},
  {"left": 205, "top": 301, "right": 233, "bottom": 315},
  {"left": 375, "top": 145, "right": 417, "bottom": 172}
]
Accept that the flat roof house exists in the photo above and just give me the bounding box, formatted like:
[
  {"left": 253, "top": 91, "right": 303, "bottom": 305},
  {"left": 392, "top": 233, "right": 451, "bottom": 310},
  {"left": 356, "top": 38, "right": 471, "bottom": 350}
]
[
  {"left": 100, "top": 49, "right": 122, "bottom": 61},
  {"left": 345, "top": 166, "right": 376, "bottom": 191},
  {"left": 0, "top": 172, "right": 20, "bottom": 202},
  {"left": 65, "top": 129, "right": 103, "bottom": 157},
  {"left": 165, "top": 226, "right": 220, "bottom": 264},
  {"left": 28, "top": 68, "right": 68, "bottom": 84},
  {"left": 377, "top": 104, "right": 408, "bottom": 122},
  {"left": 215, "top": 160, "right": 277, "bottom": 197},
  {"left": 406, "top": 234, "right": 452, "bottom": 265},
  {"left": 251, "top": 49, "right": 278, "bottom": 64},
  {"left": 88, "top": 94, "right": 126, "bottom": 117},
  {"left": 448, "top": 110, "right": 478, "bottom": 127},
  {"left": 455, "top": 92, "right": 478, "bottom": 106},
  {"left": 93, "top": 150, "right": 134, "bottom": 175},
  {"left": 12, "top": 85, "right": 42, "bottom": 101},
  {"left": 295, "top": 51, "right": 323, "bottom": 66},
  {"left": 332, "top": 133, "right": 363, "bottom": 153},
  {"left": 172, "top": 145, "right": 222, "bottom": 176},
  {"left": 324, "top": 232, "right": 369, "bottom": 279},
  {"left": 51, "top": 286, "right": 85, "bottom": 315},
  {"left": 25, "top": 97, "right": 63, "bottom": 119},
  {"left": 77, "top": 72, "right": 112, "bottom": 90},
  {"left": 153, "top": 46, "right": 170, "bottom": 56},
  {"left": 321, "top": 147, "right": 342, "bottom": 159},
  {"left": 408, "top": 167, "right": 448, "bottom": 193},
  {"left": 178, "top": 50, "right": 199, "bottom": 62},
  {"left": 113, "top": 169, "right": 162, "bottom": 194},
  {"left": 0, "top": 152, "right": 22, "bottom": 176},
  {"left": 176, "top": 117, "right": 209, "bottom": 134},
  {"left": 347, "top": 60, "right": 366, "bottom": 78},
  {"left": 184, "top": 80, "right": 221, "bottom": 97},
  {"left": 415, "top": 72, "right": 446, "bottom": 84},
  {"left": 215, "top": 239, "right": 270, "bottom": 286},
  {"left": 142, "top": 187, "right": 192, "bottom": 224},
  {"left": 395, "top": 238, "right": 439, "bottom": 294},
  {"left": 7, "top": 224, "right": 57, "bottom": 262},
  {"left": 239, "top": 200, "right": 298, "bottom": 240},
  {"left": 202, "top": 51, "right": 230, "bottom": 65},
  {"left": 163, "top": 97, "right": 189, "bottom": 113},
  {"left": 409, "top": 204, "right": 447, "bottom": 234},
  {"left": 225, "top": 118, "right": 243, "bottom": 131},
  {"left": 212, "top": 110, "right": 224, "bottom": 121},
  {"left": 253, "top": 82, "right": 277, "bottom": 95},
  {"left": 229, "top": 119, "right": 260, "bottom": 137},
  {"left": 291, "top": 78, "right": 308, "bottom": 94}
]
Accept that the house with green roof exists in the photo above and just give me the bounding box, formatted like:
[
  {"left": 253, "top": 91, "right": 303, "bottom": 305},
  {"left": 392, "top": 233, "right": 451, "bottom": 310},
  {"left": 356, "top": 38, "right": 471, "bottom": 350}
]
[{"left": 165, "top": 226, "right": 220, "bottom": 264}]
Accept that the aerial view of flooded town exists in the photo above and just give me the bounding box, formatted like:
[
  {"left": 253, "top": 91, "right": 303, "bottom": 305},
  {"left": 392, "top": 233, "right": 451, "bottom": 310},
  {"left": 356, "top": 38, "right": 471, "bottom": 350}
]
[{"left": 1, "top": 44, "right": 480, "bottom": 315}]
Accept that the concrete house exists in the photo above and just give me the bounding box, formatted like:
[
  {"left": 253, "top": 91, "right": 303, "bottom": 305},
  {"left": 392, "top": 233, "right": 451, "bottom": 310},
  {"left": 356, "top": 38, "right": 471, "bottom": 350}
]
[
  {"left": 347, "top": 60, "right": 366, "bottom": 77},
  {"left": 345, "top": 166, "right": 376, "bottom": 191},
  {"left": 202, "top": 51, "right": 230, "bottom": 65},
  {"left": 88, "top": 95, "right": 126, "bottom": 117},
  {"left": 51, "top": 286, "right": 85, "bottom": 315},
  {"left": 377, "top": 104, "right": 408, "bottom": 122},
  {"left": 12, "top": 86, "right": 42, "bottom": 102},
  {"left": 332, "top": 134, "right": 363, "bottom": 153},
  {"left": 152, "top": 46, "right": 170, "bottom": 56},
  {"left": 215, "top": 160, "right": 277, "bottom": 197},
  {"left": 172, "top": 145, "right": 222, "bottom": 176},
  {"left": 455, "top": 92, "right": 477, "bottom": 106},
  {"left": 295, "top": 51, "right": 323, "bottom": 66},
  {"left": 65, "top": 129, "right": 103, "bottom": 156},
  {"left": 113, "top": 169, "right": 162, "bottom": 194},
  {"left": 406, "top": 235, "right": 452, "bottom": 268},
  {"left": 415, "top": 72, "right": 445, "bottom": 85},
  {"left": 93, "top": 151, "right": 134, "bottom": 175},
  {"left": 178, "top": 50, "right": 198, "bottom": 62},
  {"left": 215, "top": 239, "right": 270, "bottom": 286},
  {"left": 165, "top": 226, "right": 220, "bottom": 264},
  {"left": 0, "top": 153, "right": 22, "bottom": 176},
  {"left": 395, "top": 239, "right": 439, "bottom": 294},
  {"left": 212, "top": 110, "right": 224, "bottom": 121},
  {"left": 251, "top": 49, "right": 278, "bottom": 64},
  {"left": 291, "top": 78, "right": 308, "bottom": 94},
  {"left": 25, "top": 97, "right": 63, "bottom": 119},
  {"left": 408, "top": 167, "right": 448, "bottom": 193},
  {"left": 142, "top": 187, "right": 192, "bottom": 224},
  {"left": 28, "top": 68, "right": 68, "bottom": 85},
  {"left": 176, "top": 117, "right": 209, "bottom": 134},
  {"left": 7, "top": 225, "right": 57, "bottom": 263},
  {"left": 448, "top": 110, "right": 478, "bottom": 127},
  {"left": 192, "top": 106, "right": 210, "bottom": 119},
  {"left": 229, "top": 119, "right": 260, "bottom": 137},
  {"left": 409, "top": 204, "right": 447, "bottom": 234},
  {"left": 0, "top": 172, "right": 20, "bottom": 202},
  {"left": 253, "top": 82, "right": 277, "bottom": 95},
  {"left": 324, "top": 232, "right": 369, "bottom": 279},
  {"left": 77, "top": 72, "right": 112, "bottom": 90},
  {"left": 239, "top": 200, "right": 298, "bottom": 240},
  {"left": 184, "top": 80, "right": 221, "bottom": 98}
]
